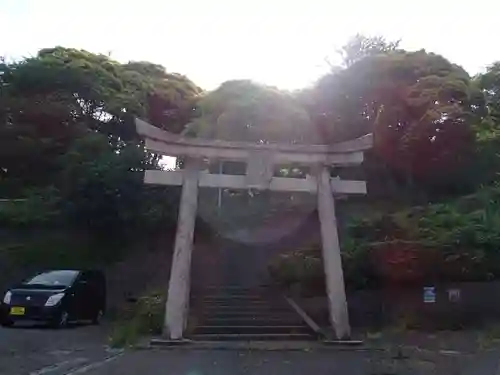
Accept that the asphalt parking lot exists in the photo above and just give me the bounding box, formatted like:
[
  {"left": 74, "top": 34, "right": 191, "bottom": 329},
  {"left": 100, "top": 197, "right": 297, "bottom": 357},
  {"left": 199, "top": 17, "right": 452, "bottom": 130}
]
[{"left": 2, "top": 323, "right": 500, "bottom": 375}]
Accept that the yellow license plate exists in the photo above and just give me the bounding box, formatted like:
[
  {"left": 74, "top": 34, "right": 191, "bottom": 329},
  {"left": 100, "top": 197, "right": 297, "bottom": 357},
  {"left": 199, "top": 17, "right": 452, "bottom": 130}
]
[{"left": 10, "top": 307, "right": 25, "bottom": 316}]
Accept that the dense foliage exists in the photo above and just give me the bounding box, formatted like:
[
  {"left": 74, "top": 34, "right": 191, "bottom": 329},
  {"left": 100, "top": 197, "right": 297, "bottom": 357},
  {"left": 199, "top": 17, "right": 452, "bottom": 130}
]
[
  {"left": 268, "top": 35, "right": 500, "bottom": 290},
  {"left": 3, "top": 36, "right": 500, "bottom": 287},
  {"left": 305, "top": 50, "right": 486, "bottom": 195},
  {"left": 270, "top": 185, "right": 500, "bottom": 293},
  {"left": 187, "top": 80, "right": 314, "bottom": 143},
  {"left": 0, "top": 47, "right": 199, "bottom": 233}
]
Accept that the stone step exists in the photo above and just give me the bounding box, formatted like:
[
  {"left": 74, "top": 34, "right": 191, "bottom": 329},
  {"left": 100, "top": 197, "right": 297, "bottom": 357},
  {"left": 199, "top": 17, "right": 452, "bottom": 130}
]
[
  {"left": 189, "top": 333, "right": 315, "bottom": 341},
  {"left": 201, "top": 305, "right": 290, "bottom": 311},
  {"left": 201, "top": 308, "right": 299, "bottom": 315},
  {"left": 202, "top": 304, "right": 290, "bottom": 311},
  {"left": 201, "top": 314, "right": 302, "bottom": 322},
  {"left": 202, "top": 311, "right": 293, "bottom": 317},
  {"left": 194, "top": 325, "right": 311, "bottom": 335},
  {"left": 203, "top": 317, "right": 305, "bottom": 326},
  {"left": 192, "top": 296, "right": 272, "bottom": 301},
  {"left": 193, "top": 289, "right": 276, "bottom": 296},
  {"left": 190, "top": 286, "right": 308, "bottom": 341},
  {"left": 202, "top": 308, "right": 292, "bottom": 314},
  {"left": 194, "top": 292, "right": 275, "bottom": 297},
  {"left": 199, "top": 300, "right": 272, "bottom": 306},
  {"left": 200, "top": 307, "right": 296, "bottom": 314},
  {"left": 195, "top": 289, "right": 270, "bottom": 293},
  {"left": 198, "top": 296, "right": 268, "bottom": 302}
]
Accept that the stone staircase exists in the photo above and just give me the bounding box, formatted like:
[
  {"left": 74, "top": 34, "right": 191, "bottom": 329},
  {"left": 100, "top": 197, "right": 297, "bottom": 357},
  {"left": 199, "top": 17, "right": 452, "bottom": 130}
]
[{"left": 189, "top": 286, "right": 316, "bottom": 341}]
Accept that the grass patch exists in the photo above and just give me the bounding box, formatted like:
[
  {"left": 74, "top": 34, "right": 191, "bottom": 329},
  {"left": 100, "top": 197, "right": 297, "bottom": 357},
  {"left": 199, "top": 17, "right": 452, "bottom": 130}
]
[
  {"left": 478, "top": 324, "right": 500, "bottom": 349},
  {"left": 366, "top": 331, "right": 383, "bottom": 340},
  {"left": 109, "top": 290, "right": 165, "bottom": 348}
]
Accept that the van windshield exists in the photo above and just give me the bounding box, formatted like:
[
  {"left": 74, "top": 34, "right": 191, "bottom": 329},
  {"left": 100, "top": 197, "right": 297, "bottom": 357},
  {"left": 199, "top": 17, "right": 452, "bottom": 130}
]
[{"left": 24, "top": 270, "right": 79, "bottom": 287}]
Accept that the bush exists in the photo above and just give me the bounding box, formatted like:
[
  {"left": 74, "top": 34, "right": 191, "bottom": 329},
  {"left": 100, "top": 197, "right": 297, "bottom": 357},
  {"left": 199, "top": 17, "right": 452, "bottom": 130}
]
[
  {"left": 109, "top": 291, "right": 165, "bottom": 348},
  {"left": 345, "top": 186, "right": 500, "bottom": 283},
  {"left": 269, "top": 189, "right": 500, "bottom": 294},
  {"left": 269, "top": 241, "right": 375, "bottom": 296},
  {"left": 269, "top": 247, "right": 324, "bottom": 295}
]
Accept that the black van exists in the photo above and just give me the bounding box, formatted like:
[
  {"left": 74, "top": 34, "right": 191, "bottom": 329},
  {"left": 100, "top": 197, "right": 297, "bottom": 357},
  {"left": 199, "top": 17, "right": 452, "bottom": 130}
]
[{"left": 1, "top": 269, "right": 106, "bottom": 328}]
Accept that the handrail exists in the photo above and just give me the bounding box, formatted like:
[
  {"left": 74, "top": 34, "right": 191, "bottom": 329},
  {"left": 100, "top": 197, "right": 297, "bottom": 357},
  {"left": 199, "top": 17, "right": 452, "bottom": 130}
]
[{"left": 284, "top": 295, "right": 329, "bottom": 339}]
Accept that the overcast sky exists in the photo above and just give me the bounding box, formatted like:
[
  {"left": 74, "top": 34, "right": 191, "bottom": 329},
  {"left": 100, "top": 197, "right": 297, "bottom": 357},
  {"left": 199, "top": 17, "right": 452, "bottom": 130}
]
[{"left": 1, "top": 0, "right": 498, "bottom": 90}]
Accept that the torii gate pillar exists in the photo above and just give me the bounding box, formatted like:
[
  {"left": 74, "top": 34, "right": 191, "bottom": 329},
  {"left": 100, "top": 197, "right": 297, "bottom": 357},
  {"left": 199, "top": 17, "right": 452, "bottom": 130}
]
[
  {"left": 317, "top": 166, "right": 350, "bottom": 339},
  {"left": 164, "top": 159, "right": 199, "bottom": 339}
]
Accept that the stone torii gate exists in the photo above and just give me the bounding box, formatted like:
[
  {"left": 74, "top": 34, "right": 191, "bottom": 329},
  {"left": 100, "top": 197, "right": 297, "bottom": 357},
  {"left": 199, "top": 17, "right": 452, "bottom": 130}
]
[{"left": 136, "top": 118, "right": 373, "bottom": 340}]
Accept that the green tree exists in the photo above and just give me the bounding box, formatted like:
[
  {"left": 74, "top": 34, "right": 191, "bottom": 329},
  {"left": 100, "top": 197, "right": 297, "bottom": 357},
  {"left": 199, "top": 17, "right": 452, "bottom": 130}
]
[
  {"left": 477, "top": 62, "right": 500, "bottom": 122},
  {"left": 183, "top": 80, "right": 316, "bottom": 230},
  {"left": 309, "top": 49, "right": 485, "bottom": 191},
  {"left": 338, "top": 34, "right": 400, "bottom": 67},
  {"left": 187, "top": 80, "right": 314, "bottom": 144},
  {"left": 57, "top": 133, "right": 177, "bottom": 232},
  {"left": 469, "top": 62, "right": 500, "bottom": 185},
  {"left": 0, "top": 47, "right": 199, "bottom": 231},
  {"left": 0, "top": 47, "right": 200, "bottom": 196}
]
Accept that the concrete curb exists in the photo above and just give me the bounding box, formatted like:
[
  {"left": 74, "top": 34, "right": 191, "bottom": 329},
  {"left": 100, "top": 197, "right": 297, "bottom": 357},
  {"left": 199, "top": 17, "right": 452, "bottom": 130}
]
[{"left": 136, "top": 338, "right": 379, "bottom": 352}]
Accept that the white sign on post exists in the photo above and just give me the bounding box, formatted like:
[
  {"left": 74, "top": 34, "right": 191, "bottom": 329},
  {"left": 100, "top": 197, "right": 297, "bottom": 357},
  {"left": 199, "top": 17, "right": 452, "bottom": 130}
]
[
  {"left": 423, "top": 286, "right": 436, "bottom": 303},
  {"left": 447, "top": 288, "right": 461, "bottom": 302}
]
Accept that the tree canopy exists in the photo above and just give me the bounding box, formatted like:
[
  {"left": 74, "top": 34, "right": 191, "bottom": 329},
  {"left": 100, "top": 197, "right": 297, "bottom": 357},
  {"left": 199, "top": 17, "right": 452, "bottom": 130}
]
[
  {"left": 307, "top": 49, "right": 486, "bottom": 187},
  {"left": 0, "top": 47, "right": 200, "bottom": 195},
  {"left": 3, "top": 35, "right": 500, "bottom": 292},
  {"left": 337, "top": 34, "right": 400, "bottom": 67},
  {"left": 477, "top": 62, "right": 500, "bottom": 122},
  {"left": 2, "top": 37, "right": 500, "bottom": 251},
  {"left": 186, "top": 80, "right": 314, "bottom": 144},
  {"left": 0, "top": 47, "right": 198, "bottom": 232}
]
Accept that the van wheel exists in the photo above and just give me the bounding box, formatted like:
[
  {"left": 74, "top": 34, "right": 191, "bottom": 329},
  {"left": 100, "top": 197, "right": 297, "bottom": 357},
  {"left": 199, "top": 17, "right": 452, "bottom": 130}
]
[{"left": 91, "top": 309, "right": 103, "bottom": 325}]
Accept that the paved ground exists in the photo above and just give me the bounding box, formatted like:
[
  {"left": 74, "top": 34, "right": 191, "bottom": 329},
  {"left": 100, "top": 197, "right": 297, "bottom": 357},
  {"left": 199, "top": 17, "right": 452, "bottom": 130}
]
[
  {"left": 51, "top": 348, "right": 500, "bottom": 375},
  {"left": 2, "top": 323, "right": 500, "bottom": 375},
  {"left": 0, "top": 322, "right": 115, "bottom": 375}
]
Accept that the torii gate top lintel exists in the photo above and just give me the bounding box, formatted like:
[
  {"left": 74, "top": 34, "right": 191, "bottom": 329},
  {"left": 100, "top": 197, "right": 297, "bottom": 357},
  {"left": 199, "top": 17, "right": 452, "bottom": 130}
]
[{"left": 136, "top": 118, "right": 373, "bottom": 166}]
